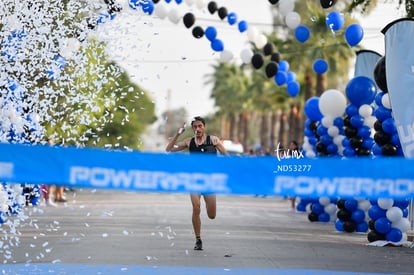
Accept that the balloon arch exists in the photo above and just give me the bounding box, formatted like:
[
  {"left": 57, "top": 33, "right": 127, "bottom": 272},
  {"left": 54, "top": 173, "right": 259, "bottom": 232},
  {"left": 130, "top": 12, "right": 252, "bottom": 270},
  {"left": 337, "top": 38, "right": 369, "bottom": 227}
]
[{"left": 0, "top": 0, "right": 412, "bottom": 246}]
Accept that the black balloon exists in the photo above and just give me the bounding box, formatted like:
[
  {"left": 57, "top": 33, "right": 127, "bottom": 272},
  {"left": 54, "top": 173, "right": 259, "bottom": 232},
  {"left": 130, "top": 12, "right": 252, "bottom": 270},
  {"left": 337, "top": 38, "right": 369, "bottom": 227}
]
[
  {"left": 268, "top": 0, "right": 279, "bottom": 4},
  {"left": 87, "top": 17, "right": 97, "bottom": 30},
  {"left": 315, "top": 142, "right": 327, "bottom": 154},
  {"left": 374, "top": 56, "right": 388, "bottom": 93},
  {"left": 270, "top": 52, "right": 281, "bottom": 63},
  {"left": 373, "top": 120, "right": 383, "bottom": 131},
  {"left": 309, "top": 121, "right": 318, "bottom": 131},
  {"left": 368, "top": 219, "right": 375, "bottom": 230},
  {"left": 337, "top": 199, "right": 346, "bottom": 209},
  {"left": 308, "top": 212, "right": 319, "bottom": 222},
  {"left": 320, "top": 0, "right": 337, "bottom": 9},
  {"left": 343, "top": 221, "right": 356, "bottom": 233},
  {"left": 337, "top": 209, "right": 351, "bottom": 221},
  {"left": 218, "top": 7, "right": 228, "bottom": 19},
  {"left": 183, "top": 13, "right": 195, "bottom": 28},
  {"left": 265, "top": 61, "right": 279, "bottom": 78},
  {"left": 251, "top": 53, "right": 264, "bottom": 69},
  {"left": 263, "top": 42, "right": 274, "bottom": 56},
  {"left": 367, "top": 230, "right": 386, "bottom": 242},
  {"left": 374, "top": 130, "right": 390, "bottom": 145},
  {"left": 382, "top": 143, "right": 397, "bottom": 156},
  {"left": 344, "top": 126, "right": 357, "bottom": 138},
  {"left": 152, "top": 0, "right": 160, "bottom": 3},
  {"left": 343, "top": 116, "right": 351, "bottom": 127},
  {"left": 192, "top": 26, "right": 204, "bottom": 38},
  {"left": 207, "top": 1, "right": 218, "bottom": 14},
  {"left": 357, "top": 147, "right": 371, "bottom": 156},
  {"left": 349, "top": 137, "right": 363, "bottom": 149}
]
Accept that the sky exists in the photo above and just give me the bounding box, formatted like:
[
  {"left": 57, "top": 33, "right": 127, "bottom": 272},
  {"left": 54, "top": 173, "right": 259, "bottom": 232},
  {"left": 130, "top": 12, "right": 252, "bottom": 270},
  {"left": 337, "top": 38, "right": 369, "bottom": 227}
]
[{"left": 97, "top": 0, "right": 405, "bottom": 125}]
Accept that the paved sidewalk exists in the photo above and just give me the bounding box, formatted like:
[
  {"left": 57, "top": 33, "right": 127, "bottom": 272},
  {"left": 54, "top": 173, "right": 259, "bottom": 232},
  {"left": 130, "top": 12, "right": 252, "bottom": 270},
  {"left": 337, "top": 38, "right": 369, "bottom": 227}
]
[{"left": 1, "top": 190, "right": 413, "bottom": 274}]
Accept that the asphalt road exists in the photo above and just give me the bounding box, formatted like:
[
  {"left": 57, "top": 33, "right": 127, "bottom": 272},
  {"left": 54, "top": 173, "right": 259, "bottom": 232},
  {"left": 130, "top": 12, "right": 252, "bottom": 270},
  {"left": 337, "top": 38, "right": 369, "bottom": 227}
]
[{"left": 1, "top": 190, "right": 413, "bottom": 275}]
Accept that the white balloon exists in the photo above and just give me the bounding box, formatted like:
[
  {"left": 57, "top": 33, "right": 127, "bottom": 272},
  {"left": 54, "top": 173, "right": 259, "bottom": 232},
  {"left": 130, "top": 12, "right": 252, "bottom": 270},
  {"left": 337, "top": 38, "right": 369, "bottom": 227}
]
[
  {"left": 279, "top": 0, "right": 295, "bottom": 16},
  {"left": 386, "top": 207, "right": 403, "bottom": 223},
  {"left": 254, "top": 34, "right": 267, "bottom": 49},
  {"left": 305, "top": 150, "right": 316, "bottom": 158},
  {"left": 358, "top": 199, "right": 371, "bottom": 212},
  {"left": 240, "top": 48, "right": 253, "bottom": 64},
  {"left": 392, "top": 218, "right": 410, "bottom": 232},
  {"left": 285, "top": 12, "right": 301, "bottom": 30},
  {"left": 195, "top": 0, "right": 207, "bottom": 9},
  {"left": 154, "top": 4, "right": 168, "bottom": 19},
  {"left": 247, "top": 27, "right": 259, "bottom": 42},
  {"left": 381, "top": 93, "right": 392, "bottom": 109},
  {"left": 363, "top": 116, "right": 376, "bottom": 128},
  {"left": 359, "top": 104, "right": 372, "bottom": 117},
  {"left": 324, "top": 203, "right": 337, "bottom": 215},
  {"left": 319, "top": 89, "right": 346, "bottom": 117},
  {"left": 321, "top": 116, "right": 333, "bottom": 127},
  {"left": 333, "top": 135, "right": 344, "bottom": 146},
  {"left": 220, "top": 50, "right": 234, "bottom": 63},
  {"left": 168, "top": 8, "right": 182, "bottom": 24},
  {"left": 377, "top": 198, "right": 394, "bottom": 210},
  {"left": 319, "top": 197, "right": 331, "bottom": 206},
  {"left": 184, "top": 0, "right": 195, "bottom": 6},
  {"left": 327, "top": 126, "right": 339, "bottom": 137}
]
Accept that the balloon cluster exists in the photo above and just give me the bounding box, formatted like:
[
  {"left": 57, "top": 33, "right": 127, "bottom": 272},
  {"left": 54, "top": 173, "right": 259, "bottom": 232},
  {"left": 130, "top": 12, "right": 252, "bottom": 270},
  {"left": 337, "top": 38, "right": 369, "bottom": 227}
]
[
  {"left": 308, "top": 197, "right": 337, "bottom": 223},
  {"left": 316, "top": 89, "right": 347, "bottom": 156},
  {"left": 302, "top": 97, "right": 323, "bottom": 158},
  {"left": 367, "top": 199, "right": 411, "bottom": 243},
  {"left": 371, "top": 57, "right": 403, "bottom": 157},
  {"left": 0, "top": 183, "right": 32, "bottom": 224},
  {"left": 341, "top": 76, "right": 377, "bottom": 157},
  {"left": 335, "top": 198, "right": 370, "bottom": 233}
]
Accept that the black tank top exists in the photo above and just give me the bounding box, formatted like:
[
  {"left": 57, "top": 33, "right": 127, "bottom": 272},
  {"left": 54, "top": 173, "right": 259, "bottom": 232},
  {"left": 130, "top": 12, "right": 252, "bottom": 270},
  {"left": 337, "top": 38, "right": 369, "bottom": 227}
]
[{"left": 189, "top": 135, "right": 217, "bottom": 154}]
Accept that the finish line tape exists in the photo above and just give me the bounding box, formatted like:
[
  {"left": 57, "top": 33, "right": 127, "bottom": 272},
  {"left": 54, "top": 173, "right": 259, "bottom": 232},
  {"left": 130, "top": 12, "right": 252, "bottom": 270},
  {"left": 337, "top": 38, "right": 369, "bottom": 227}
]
[{"left": 1, "top": 143, "right": 414, "bottom": 199}]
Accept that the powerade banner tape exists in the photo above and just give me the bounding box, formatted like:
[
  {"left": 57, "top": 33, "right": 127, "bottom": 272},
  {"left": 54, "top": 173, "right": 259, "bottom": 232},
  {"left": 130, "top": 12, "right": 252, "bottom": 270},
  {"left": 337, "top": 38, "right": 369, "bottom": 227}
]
[{"left": 1, "top": 143, "right": 414, "bottom": 199}]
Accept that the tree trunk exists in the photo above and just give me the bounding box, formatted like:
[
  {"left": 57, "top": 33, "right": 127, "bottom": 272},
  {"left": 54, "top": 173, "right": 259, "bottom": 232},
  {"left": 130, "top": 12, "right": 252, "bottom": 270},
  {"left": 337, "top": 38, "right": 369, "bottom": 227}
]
[
  {"left": 278, "top": 110, "right": 288, "bottom": 148},
  {"left": 260, "top": 112, "right": 270, "bottom": 150}
]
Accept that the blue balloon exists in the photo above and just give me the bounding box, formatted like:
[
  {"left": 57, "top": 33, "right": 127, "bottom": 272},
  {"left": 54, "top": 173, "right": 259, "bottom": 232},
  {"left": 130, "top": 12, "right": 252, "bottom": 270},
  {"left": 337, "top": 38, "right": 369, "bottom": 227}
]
[
  {"left": 327, "top": 143, "right": 338, "bottom": 154},
  {"left": 350, "top": 114, "right": 364, "bottom": 128},
  {"left": 356, "top": 221, "right": 369, "bottom": 233},
  {"left": 372, "top": 143, "right": 383, "bottom": 156},
  {"left": 358, "top": 126, "right": 371, "bottom": 138},
  {"left": 374, "top": 105, "right": 392, "bottom": 121},
  {"left": 335, "top": 219, "right": 344, "bottom": 232},
  {"left": 394, "top": 199, "right": 410, "bottom": 209},
  {"left": 345, "top": 199, "right": 358, "bottom": 211},
  {"left": 175, "top": 0, "right": 183, "bottom": 3},
  {"left": 54, "top": 55, "right": 66, "bottom": 70},
  {"left": 205, "top": 26, "right": 217, "bottom": 41},
  {"left": 238, "top": 20, "right": 248, "bottom": 32},
  {"left": 368, "top": 205, "right": 386, "bottom": 220},
  {"left": 308, "top": 136, "right": 318, "bottom": 146},
  {"left": 345, "top": 24, "right": 364, "bottom": 47},
  {"left": 375, "top": 91, "right": 385, "bottom": 106},
  {"left": 333, "top": 117, "right": 344, "bottom": 128},
  {"left": 211, "top": 39, "right": 224, "bottom": 52},
  {"left": 141, "top": 0, "right": 155, "bottom": 15},
  {"left": 326, "top": 11, "right": 344, "bottom": 31},
  {"left": 227, "top": 12, "right": 237, "bottom": 25},
  {"left": 318, "top": 212, "right": 330, "bottom": 222},
  {"left": 345, "top": 104, "right": 359, "bottom": 117},
  {"left": 351, "top": 209, "right": 365, "bottom": 223},
  {"left": 342, "top": 147, "right": 356, "bottom": 157},
  {"left": 345, "top": 76, "right": 377, "bottom": 106},
  {"left": 386, "top": 228, "right": 403, "bottom": 242},
  {"left": 362, "top": 136, "right": 374, "bottom": 148},
  {"left": 295, "top": 25, "right": 310, "bottom": 43},
  {"left": 287, "top": 81, "right": 300, "bottom": 96},
  {"left": 129, "top": 0, "right": 140, "bottom": 9},
  {"left": 374, "top": 217, "right": 392, "bottom": 234},
  {"left": 278, "top": 60, "right": 289, "bottom": 71},
  {"left": 382, "top": 118, "right": 397, "bottom": 134},
  {"left": 274, "top": 71, "right": 287, "bottom": 86},
  {"left": 317, "top": 125, "right": 328, "bottom": 136},
  {"left": 311, "top": 202, "right": 324, "bottom": 215},
  {"left": 304, "top": 97, "right": 323, "bottom": 121},
  {"left": 313, "top": 59, "right": 328, "bottom": 74},
  {"left": 287, "top": 71, "right": 296, "bottom": 82}
]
